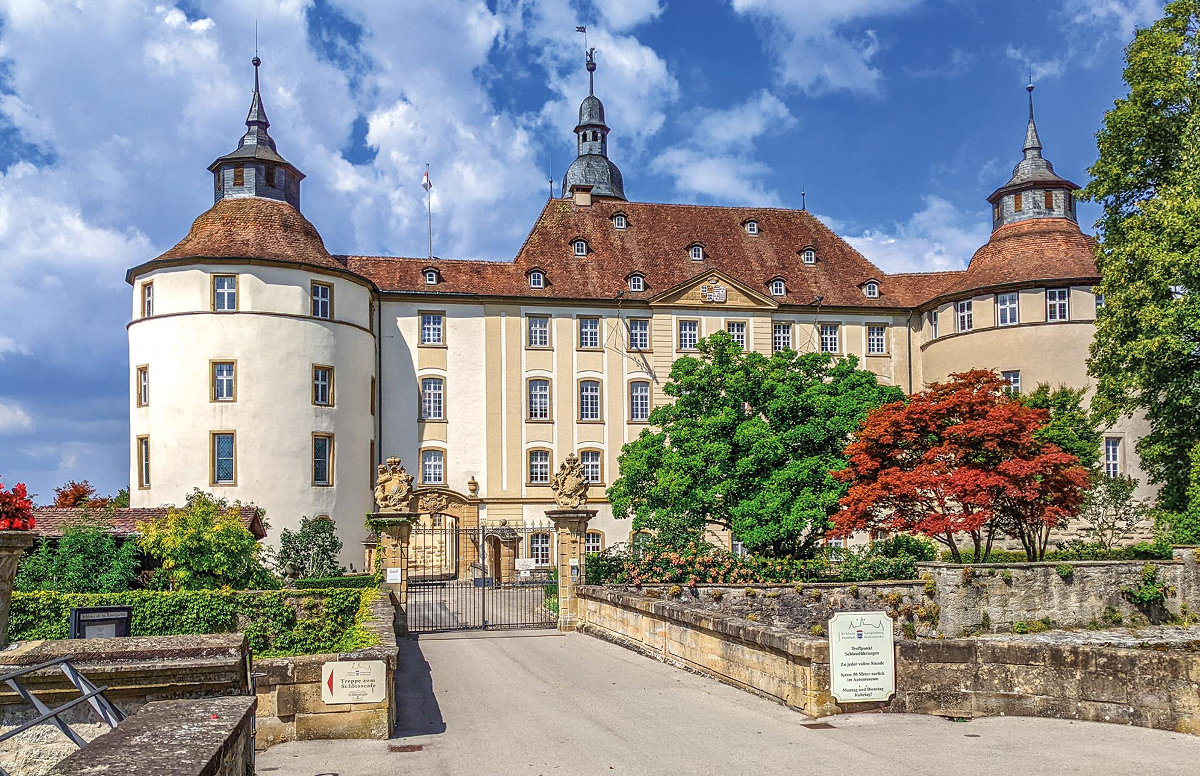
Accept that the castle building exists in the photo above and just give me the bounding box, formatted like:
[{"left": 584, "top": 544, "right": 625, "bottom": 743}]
[{"left": 126, "top": 60, "right": 1149, "bottom": 569}]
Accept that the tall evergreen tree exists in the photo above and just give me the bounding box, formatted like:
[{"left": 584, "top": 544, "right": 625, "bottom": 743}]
[{"left": 1085, "top": 1, "right": 1200, "bottom": 515}]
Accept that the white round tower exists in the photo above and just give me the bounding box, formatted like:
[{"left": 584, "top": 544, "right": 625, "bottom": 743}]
[{"left": 125, "top": 58, "right": 377, "bottom": 569}]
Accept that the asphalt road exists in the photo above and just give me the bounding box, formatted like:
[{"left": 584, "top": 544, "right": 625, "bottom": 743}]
[{"left": 257, "top": 629, "right": 1200, "bottom": 776}]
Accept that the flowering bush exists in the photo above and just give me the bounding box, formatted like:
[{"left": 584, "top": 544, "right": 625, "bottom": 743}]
[{"left": 0, "top": 477, "right": 34, "bottom": 531}]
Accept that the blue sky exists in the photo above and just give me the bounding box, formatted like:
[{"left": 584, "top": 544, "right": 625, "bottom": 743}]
[{"left": 0, "top": 0, "right": 1164, "bottom": 503}]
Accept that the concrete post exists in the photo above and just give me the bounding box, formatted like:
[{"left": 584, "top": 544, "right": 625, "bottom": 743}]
[
  {"left": 0, "top": 531, "right": 35, "bottom": 648},
  {"left": 546, "top": 509, "right": 595, "bottom": 632},
  {"left": 373, "top": 515, "right": 414, "bottom": 607}
]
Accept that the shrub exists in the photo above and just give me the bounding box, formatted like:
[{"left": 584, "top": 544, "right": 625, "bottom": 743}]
[
  {"left": 1123, "top": 563, "right": 1169, "bottom": 609},
  {"left": 871, "top": 534, "right": 937, "bottom": 562},
  {"left": 1055, "top": 564, "right": 1074, "bottom": 581},
  {"left": 291, "top": 574, "right": 378, "bottom": 590},
  {"left": 9, "top": 588, "right": 377, "bottom": 656},
  {"left": 16, "top": 525, "right": 139, "bottom": 594},
  {"left": 810, "top": 624, "right": 825, "bottom": 637},
  {"left": 277, "top": 515, "right": 345, "bottom": 580}
]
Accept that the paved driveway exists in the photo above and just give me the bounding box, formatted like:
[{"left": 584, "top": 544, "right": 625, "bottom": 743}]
[{"left": 258, "top": 630, "right": 1200, "bottom": 776}]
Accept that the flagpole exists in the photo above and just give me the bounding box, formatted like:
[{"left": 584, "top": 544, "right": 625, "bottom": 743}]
[{"left": 425, "top": 163, "right": 432, "bottom": 260}]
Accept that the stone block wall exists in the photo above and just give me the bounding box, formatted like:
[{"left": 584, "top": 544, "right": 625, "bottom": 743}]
[
  {"left": 922, "top": 548, "right": 1200, "bottom": 637},
  {"left": 577, "top": 585, "right": 1200, "bottom": 735},
  {"left": 253, "top": 591, "right": 398, "bottom": 748},
  {"left": 46, "top": 696, "right": 256, "bottom": 776}
]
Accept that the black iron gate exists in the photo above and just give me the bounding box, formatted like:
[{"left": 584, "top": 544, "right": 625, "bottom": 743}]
[{"left": 406, "top": 523, "right": 558, "bottom": 633}]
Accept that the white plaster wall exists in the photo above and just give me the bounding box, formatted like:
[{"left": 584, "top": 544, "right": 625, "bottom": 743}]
[{"left": 128, "top": 263, "right": 376, "bottom": 570}]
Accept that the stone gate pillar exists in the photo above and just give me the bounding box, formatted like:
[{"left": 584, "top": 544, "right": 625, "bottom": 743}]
[
  {"left": 547, "top": 509, "right": 594, "bottom": 631},
  {"left": 374, "top": 516, "right": 414, "bottom": 606}
]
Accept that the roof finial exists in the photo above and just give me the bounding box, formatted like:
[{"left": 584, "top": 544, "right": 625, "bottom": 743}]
[
  {"left": 586, "top": 47, "right": 596, "bottom": 96},
  {"left": 1022, "top": 77, "right": 1042, "bottom": 159}
]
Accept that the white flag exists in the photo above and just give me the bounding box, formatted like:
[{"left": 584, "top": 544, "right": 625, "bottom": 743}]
[{"left": 422, "top": 169, "right": 432, "bottom": 192}]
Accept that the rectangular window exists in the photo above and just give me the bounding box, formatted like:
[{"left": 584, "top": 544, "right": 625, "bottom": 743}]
[
  {"left": 421, "top": 449, "right": 445, "bottom": 485},
  {"left": 528, "top": 450, "right": 550, "bottom": 484},
  {"left": 820, "top": 323, "right": 839, "bottom": 353},
  {"left": 579, "top": 317, "right": 600, "bottom": 349},
  {"left": 1095, "top": 292, "right": 1106, "bottom": 310},
  {"left": 929, "top": 310, "right": 939, "bottom": 339},
  {"left": 579, "top": 380, "right": 601, "bottom": 421},
  {"left": 1047, "top": 288, "right": 1070, "bottom": 321},
  {"left": 956, "top": 300, "right": 973, "bottom": 332},
  {"left": 212, "top": 361, "right": 236, "bottom": 402},
  {"left": 136, "top": 366, "right": 149, "bottom": 407},
  {"left": 137, "top": 436, "right": 150, "bottom": 489},
  {"left": 212, "top": 275, "right": 238, "bottom": 311},
  {"left": 731, "top": 538, "right": 747, "bottom": 558},
  {"left": 1044, "top": 191, "right": 1054, "bottom": 210},
  {"left": 580, "top": 450, "right": 602, "bottom": 484},
  {"left": 370, "top": 376, "right": 376, "bottom": 416},
  {"left": 370, "top": 440, "right": 375, "bottom": 490},
  {"left": 867, "top": 325, "right": 887, "bottom": 355},
  {"left": 527, "top": 316, "right": 550, "bottom": 348},
  {"left": 528, "top": 379, "right": 550, "bottom": 420},
  {"left": 313, "top": 366, "right": 333, "bottom": 406},
  {"left": 1105, "top": 437, "right": 1121, "bottom": 477},
  {"left": 628, "top": 318, "right": 650, "bottom": 350},
  {"left": 726, "top": 321, "right": 746, "bottom": 348},
  {"left": 421, "top": 377, "right": 444, "bottom": 420},
  {"left": 233, "top": 166, "right": 245, "bottom": 186},
  {"left": 420, "top": 313, "right": 444, "bottom": 345},
  {"left": 311, "top": 282, "right": 332, "bottom": 319},
  {"left": 212, "top": 432, "right": 235, "bottom": 485},
  {"left": 996, "top": 292, "right": 1019, "bottom": 326},
  {"left": 313, "top": 434, "right": 333, "bottom": 486},
  {"left": 530, "top": 533, "right": 551, "bottom": 565},
  {"left": 585, "top": 532, "right": 603, "bottom": 555},
  {"left": 141, "top": 282, "right": 154, "bottom": 318},
  {"left": 678, "top": 319, "right": 698, "bottom": 350},
  {"left": 1014, "top": 192, "right": 1023, "bottom": 212},
  {"left": 772, "top": 322, "right": 791, "bottom": 353},
  {"left": 1001, "top": 370, "right": 1021, "bottom": 394},
  {"left": 630, "top": 381, "right": 650, "bottom": 422}
]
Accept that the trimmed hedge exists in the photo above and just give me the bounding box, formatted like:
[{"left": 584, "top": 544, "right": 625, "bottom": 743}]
[
  {"left": 291, "top": 574, "right": 379, "bottom": 590},
  {"left": 938, "top": 541, "right": 1174, "bottom": 564},
  {"left": 10, "top": 588, "right": 379, "bottom": 657}
]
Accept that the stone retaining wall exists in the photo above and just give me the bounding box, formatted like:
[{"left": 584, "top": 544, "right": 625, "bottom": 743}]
[
  {"left": 577, "top": 585, "right": 1200, "bottom": 735},
  {"left": 46, "top": 696, "right": 256, "bottom": 776},
  {"left": 253, "top": 590, "right": 399, "bottom": 748}
]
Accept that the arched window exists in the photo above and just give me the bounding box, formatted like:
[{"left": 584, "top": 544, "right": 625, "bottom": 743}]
[
  {"left": 424, "top": 270, "right": 438, "bottom": 285},
  {"left": 628, "top": 274, "right": 644, "bottom": 292},
  {"left": 864, "top": 282, "right": 879, "bottom": 299},
  {"left": 802, "top": 249, "right": 816, "bottom": 265},
  {"left": 689, "top": 245, "right": 703, "bottom": 261},
  {"left": 585, "top": 531, "right": 604, "bottom": 554},
  {"left": 771, "top": 279, "right": 785, "bottom": 296},
  {"left": 529, "top": 532, "right": 552, "bottom": 565},
  {"left": 613, "top": 214, "right": 627, "bottom": 230},
  {"left": 573, "top": 239, "right": 588, "bottom": 257},
  {"left": 529, "top": 271, "right": 545, "bottom": 289},
  {"left": 745, "top": 220, "right": 759, "bottom": 235}
]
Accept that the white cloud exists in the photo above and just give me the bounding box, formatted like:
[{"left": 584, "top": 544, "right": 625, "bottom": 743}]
[
  {"left": 1062, "top": 0, "right": 1162, "bottom": 37},
  {"left": 842, "top": 196, "right": 990, "bottom": 274},
  {"left": 729, "top": 0, "right": 925, "bottom": 95},
  {"left": 650, "top": 89, "right": 795, "bottom": 205},
  {"left": 0, "top": 400, "right": 32, "bottom": 434},
  {"left": 598, "top": 0, "right": 664, "bottom": 31},
  {"left": 1004, "top": 45, "right": 1064, "bottom": 82}
]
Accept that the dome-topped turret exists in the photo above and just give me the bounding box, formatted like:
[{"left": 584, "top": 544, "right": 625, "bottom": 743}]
[
  {"left": 561, "top": 48, "right": 626, "bottom": 201},
  {"left": 986, "top": 83, "right": 1079, "bottom": 231}
]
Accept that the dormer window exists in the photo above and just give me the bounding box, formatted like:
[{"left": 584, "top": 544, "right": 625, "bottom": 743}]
[
  {"left": 529, "top": 270, "right": 545, "bottom": 289},
  {"left": 864, "top": 281, "right": 880, "bottom": 299},
  {"left": 629, "top": 274, "right": 645, "bottom": 293},
  {"left": 802, "top": 248, "right": 816, "bottom": 265},
  {"left": 770, "top": 279, "right": 785, "bottom": 297},
  {"left": 573, "top": 239, "right": 588, "bottom": 257},
  {"left": 424, "top": 269, "right": 438, "bottom": 286},
  {"left": 613, "top": 214, "right": 627, "bottom": 230},
  {"left": 689, "top": 244, "right": 704, "bottom": 261},
  {"left": 745, "top": 220, "right": 759, "bottom": 235}
]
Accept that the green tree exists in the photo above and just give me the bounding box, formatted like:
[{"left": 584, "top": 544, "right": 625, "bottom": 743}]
[
  {"left": 1084, "top": 1, "right": 1200, "bottom": 514},
  {"left": 1079, "top": 474, "right": 1154, "bottom": 550},
  {"left": 1018, "top": 383, "right": 1102, "bottom": 470},
  {"left": 607, "top": 333, "right": 903, "bottom": 557},
  {"left": 137, "top": 490, "right": 273, "bottom": 590},
  {"left": 277, "top": 515, "right": 345, "bottom": 579},
  {"left": 1171, "top": 441, "right": 1200, "bottom": 543},
  {"left": 15, "top": 523, "right": 140, "bottom": 594}
]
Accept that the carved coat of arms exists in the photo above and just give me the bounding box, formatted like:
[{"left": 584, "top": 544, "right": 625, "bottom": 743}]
[
  {"left": 374, "top": 457, "right": 414, "bottom": 512},
  {"left": 551, "top": 453, "right": 590, "bottom": 509},
  {"left": 417, "top": 492, "right": 450, "bottom": 515}
]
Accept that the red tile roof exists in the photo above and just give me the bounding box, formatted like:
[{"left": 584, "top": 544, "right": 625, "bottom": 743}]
[
  {"left": 941, "top": 218, "right": 1098, "bottom": 299},
  {"left": 148, "top": 197, "right": 347, "bottom": 273},
  {"left": 31, "top": 506, "right": 266, "bottom": 540},
  {"left": 345, "top": 199, "right": 921, "bottom": 308}
]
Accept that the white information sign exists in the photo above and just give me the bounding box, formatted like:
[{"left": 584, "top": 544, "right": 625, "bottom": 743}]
[
  {"left": 515, "top": 558, "right": 536, "bottom": 571},
  {"left": 321, "top": 660, "right": 387, "bottom": 704},
  {"left": 385, "top": 567, "right": 402, "bottom": 583},
  {"left": 828, "top": 611, "right": 895, "bottom": 703}
]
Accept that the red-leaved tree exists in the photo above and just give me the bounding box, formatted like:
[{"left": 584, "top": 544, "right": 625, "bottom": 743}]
[
  {"left": 0, "top": 476, "right": 35, "bottom": 531},
  {"left": 52, "top": 480, "right": 107, "bottom": 509},
  {"left": 832, "top": 370, "right": 1089, "bottom": 561}
]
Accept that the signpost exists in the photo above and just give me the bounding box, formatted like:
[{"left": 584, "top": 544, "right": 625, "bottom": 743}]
[
  {"left": 827, "top": 611, "right": 895, "bottom": 703},
  {"left": 385, "top": 567, "right": 402, "bottom": 584},
  {"left": 320, "top": 660, "right": 387, "bottom": 705}
]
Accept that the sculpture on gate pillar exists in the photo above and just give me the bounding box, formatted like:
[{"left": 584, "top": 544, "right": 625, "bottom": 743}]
[
  {"left": 550, "top": 452, "right": 590, "bottom": 509},
  {"left": 374, "top": 456, "right": 414, "bottom": 512}
]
